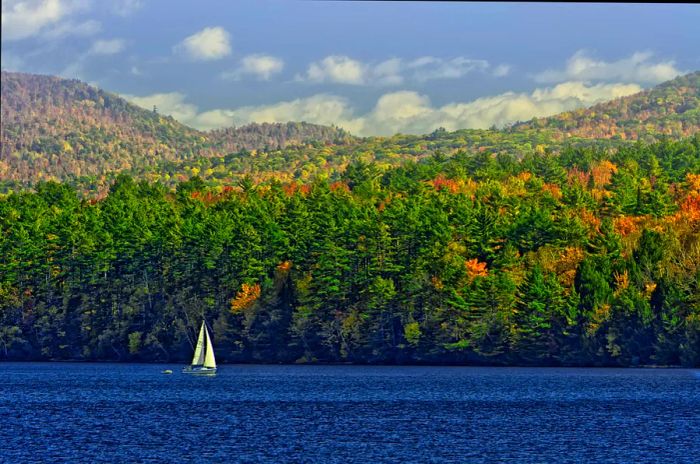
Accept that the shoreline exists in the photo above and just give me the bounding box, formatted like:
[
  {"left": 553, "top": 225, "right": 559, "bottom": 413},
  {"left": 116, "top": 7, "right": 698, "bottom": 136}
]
[{"left": 0, "top": 359, "right": 692, "bottom": 369}]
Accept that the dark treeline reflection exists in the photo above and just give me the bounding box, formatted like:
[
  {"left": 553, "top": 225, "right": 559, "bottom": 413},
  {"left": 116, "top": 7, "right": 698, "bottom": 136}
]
[{"left": 2, "top": 137, "right": 699, "bottom": 366}]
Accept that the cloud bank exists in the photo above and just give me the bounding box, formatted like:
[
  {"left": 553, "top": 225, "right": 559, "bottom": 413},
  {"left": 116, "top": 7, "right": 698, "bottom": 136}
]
[
  {"left": 1, "top": 0, "right": 91, "bottom": 41},
  {"left": 297, "top": 55, "right": 509, "bottom": 86},
  {"left": 535, "top": 51, "right": 684, "bottom": 84},
  {"left": 124, "top": 81, "right": 641, "bottom": 136}
]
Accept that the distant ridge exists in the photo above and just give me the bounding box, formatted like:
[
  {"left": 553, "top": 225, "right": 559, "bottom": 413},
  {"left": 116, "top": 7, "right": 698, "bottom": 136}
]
[
  {"left": 209, "top": 121, "right": 356, "bottom": 153},
  {"left": 1, "top": 70, "right": 698, "bottom": 188},
  {"left": 513, "top": 71, "right": 700, "bottom": 140}
]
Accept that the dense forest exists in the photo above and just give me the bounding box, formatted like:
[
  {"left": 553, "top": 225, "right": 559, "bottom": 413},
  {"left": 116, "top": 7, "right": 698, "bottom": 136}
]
[{"left": 2, "top": 137, "right": 699, "bottom": 366}]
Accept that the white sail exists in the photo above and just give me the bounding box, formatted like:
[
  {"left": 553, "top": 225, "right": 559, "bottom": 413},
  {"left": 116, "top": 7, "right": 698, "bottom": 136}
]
[
  {"left": 191, "top": 322, "right": 206, "bottom": 366},
  {"left": 203, "top": 324, "right": 217, "bottom": 368}
]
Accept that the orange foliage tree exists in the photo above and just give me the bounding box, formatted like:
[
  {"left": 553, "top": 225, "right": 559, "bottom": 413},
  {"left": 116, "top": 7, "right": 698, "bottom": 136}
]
[
  {"left": 613, "top": 215, "right": 641, "bottom": 237},
  {"left": 590, "top": 160, "right": 618, "bottom": 188},
  {"left": 231, "top": 283, "right": 261, "bottom": 313},
  {"left": 675, "top": 173, "right": 700, "bottom": 223},
  {"left": 465, "top": 258, "right": 488, "bottom": 281}
]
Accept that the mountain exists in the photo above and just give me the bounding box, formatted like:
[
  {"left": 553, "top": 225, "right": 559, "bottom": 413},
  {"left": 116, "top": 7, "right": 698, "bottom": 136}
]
[
  {"left": 1, "top": 71, "right": 206, "bottom": 184},
  {"left": 1, "top": 71, "right": 699, "bottom": 191},
  {"left": 0, "top": 71, "right": 353, "bottom": 187},
  {"left": 513, "top": 71, "right": 700, "bottom": 140}
]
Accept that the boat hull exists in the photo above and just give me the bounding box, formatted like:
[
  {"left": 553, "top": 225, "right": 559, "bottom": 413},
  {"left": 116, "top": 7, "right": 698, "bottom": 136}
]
[{"left": 182, "top": 366, "right": 217, "bottom": 375}]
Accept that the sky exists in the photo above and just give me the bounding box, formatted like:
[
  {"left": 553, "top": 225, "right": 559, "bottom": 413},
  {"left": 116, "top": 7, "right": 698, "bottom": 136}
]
[{"left": 2, "top": 0, "right": 699, "bottom": 136}]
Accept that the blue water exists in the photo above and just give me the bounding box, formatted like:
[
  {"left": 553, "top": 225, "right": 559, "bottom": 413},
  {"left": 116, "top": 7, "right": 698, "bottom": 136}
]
[{"left": 1, "top": 364, "right": 699, "bottom": 463}]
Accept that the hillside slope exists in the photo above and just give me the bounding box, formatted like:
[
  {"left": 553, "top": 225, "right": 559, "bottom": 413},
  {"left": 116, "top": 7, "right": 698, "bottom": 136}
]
[
  {"left": 514, "top": 71, "right": 700, "bottom": 140},
  {"left": 0, "top": 72, "right": 210, "bottom": 183},
  {"left": 0, "top": 72, "right": 352, "bottom": 186}
]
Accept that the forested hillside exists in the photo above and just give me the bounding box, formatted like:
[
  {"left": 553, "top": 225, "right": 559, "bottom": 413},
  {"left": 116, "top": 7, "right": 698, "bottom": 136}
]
[
  {"left": 0, "top": 72, "right": 354, "bottom": 189},
  {"left": 2, "top": 137, "right": 699, "bottom": 366},
  {"left": 0, "top": 71, "right": 207, "bottom": 184},
  {"left": 2, "top": 71, "right": 699, "bottom": 193},
  {"left": 514, "top": 71, "right": 700, "bottom": 140}
]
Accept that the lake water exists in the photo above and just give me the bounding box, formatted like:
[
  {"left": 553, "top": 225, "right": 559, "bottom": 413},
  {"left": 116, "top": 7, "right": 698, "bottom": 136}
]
[{"left": 1, "top": 364, "right": 699, "bottom": 463}]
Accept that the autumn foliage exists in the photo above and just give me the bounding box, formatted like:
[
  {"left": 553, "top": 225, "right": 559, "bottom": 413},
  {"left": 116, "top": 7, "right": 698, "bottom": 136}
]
[
  {"left": 590, "top": 160, "right": 618, "bottom": 188},
  {"left": 465, "top": 258, "right": 488, "bottom": 281},
  {"left": 432, "top": 175, "right": 461, "bottom": 194},
  {"left": 674, "top": 173, "right": 700, "bottom": 224},
  {"left": 230, "top": 283, "right": 261, "bottom": 313},
  {"left": 614, "top": 216, "right": 642, "bottom": 237}
]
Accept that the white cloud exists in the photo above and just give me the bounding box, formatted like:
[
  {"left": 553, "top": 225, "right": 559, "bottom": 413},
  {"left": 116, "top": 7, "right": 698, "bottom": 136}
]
[
  {"left": 431, "top": 81, "right": 641, "bottom": 132},
  {"left": 298, "top": 55, "right": 507, "bottom": 86},
  {"left": 221, "top": 54, "right": 284, "bottom": 81},
  {"left": 227, "top": 94, "right": 356, "bottom": 130},
  {"left": 408, "top": 57, "right": 489, "bottom": 82},
  {"left": 88, "top": 38, "right": 125, "bottom": 55},
  {"left": 123, "top": 81, "right": 641, "bottom": 136},
  {"left": 301, "top": 55, "right": 369, "bottom": 85},
  {"left": 41, "top": 18, "right": 100, "bottom": 39},
  {"left": 1, "top": 0, "right": 89, "bottom": 41},
  {"left": 372, "top": 58, "right": 404, "bottom": 85},
  {"left": 535, "top": 50, "right": 684, "bottom": 84},
  {"left": 123, "top": 92, "right": 354, "bottom": 131},
  {"left": 0, "top": 0, "right": 145, "bottom": 42},
  {"left": 492, "top": 64, "right": 511, "bottom": 77},
  {"left": 121, "top": 92, "right": 238, "bottom": 130},
  {"left": 123, "top": 92, "right": 199, "bottom": 123},
  {"left": 174, "top": 26, "right": 231, "bottom": 61},
  {"left": 110, "top": 0, "right": 142, "bottom": 16}
]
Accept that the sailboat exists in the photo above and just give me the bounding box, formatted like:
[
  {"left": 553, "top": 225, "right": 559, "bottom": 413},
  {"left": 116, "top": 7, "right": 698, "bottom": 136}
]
[{"left": 183, "top": 320, "right": 217, "bottom": 375}]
